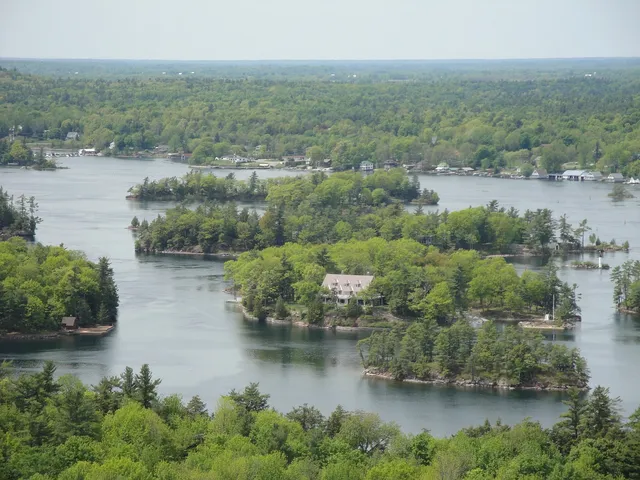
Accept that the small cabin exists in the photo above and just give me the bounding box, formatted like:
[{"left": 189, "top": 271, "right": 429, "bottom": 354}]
[{"left": 61, "top": 316, "right": 78, "bottom": 330}]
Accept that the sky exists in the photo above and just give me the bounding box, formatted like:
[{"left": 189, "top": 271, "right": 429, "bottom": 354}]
[{"left": 1, "top": 0, "right": 639, "bottom": 60}]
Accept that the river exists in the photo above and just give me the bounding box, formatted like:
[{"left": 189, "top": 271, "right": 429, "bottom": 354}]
[{"left": 1, "top": 157, "right": 639, "bottom": 436}]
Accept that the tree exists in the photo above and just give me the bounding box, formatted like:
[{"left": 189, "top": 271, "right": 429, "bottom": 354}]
[
  {"left": 337, "top": 411, "right": 400, "bottom": 455},
  {"left": 608, "top": 184, "right": 634, "bottom": 201},
  {"left": 286, "top": 404, "right": 325, "bottom": 432},
  {"left": 49, "top": 375, "right": 101, "bottom": 442},
  {"left": 134, "top": 364, "right": 161, "bottom": 409},
  {"left": 581, "top": 386, "right": 622, "bottom": 440},
  {"left": 228, "top": 382, "right": 270, "bottom": 413},
  {"left": 274, "top": 296, "right": 289, "bottom": 319}
]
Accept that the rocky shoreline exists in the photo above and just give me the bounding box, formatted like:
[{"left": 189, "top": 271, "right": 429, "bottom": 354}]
[
  {"left": 363, "top": 368, "right": 588, "bottom": 391},
  {"left": 0, "top": 332, "right": 62, "bottom": 341}
]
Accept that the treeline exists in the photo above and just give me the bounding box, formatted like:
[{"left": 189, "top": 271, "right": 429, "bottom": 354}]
[
  {"left": 359, "top": 321, "right": 588, "bottom": 389},
  {"left": 0, "top": 188, "right": 41, "bottom": 239},
  {"left": 128, "top": 171, "right": 269, "bottom": 201},
  {"left": 611, "top": 260, "right": 640, "bottom": 312},
  {"left": 1, "top": 362, "right": 639, "bottom": 479},
  {"left": 135, "top": 183, "right": 600, "bottom": 257},
  {"left": 225, "top": 239, "right": 580, "bottom": 321},
  {"left": 0, "top": 238, "right": 118, "bottom": 333},
  {"left": 2, "top": 67, "right": 640, "bottom": 174}
]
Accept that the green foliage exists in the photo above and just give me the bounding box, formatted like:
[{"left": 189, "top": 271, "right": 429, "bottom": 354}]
[
  {"left": 611, "top": 260, "right": 640, "bottom": 311},
  {"left": 1, "top": 361, "right": 639, "bottom": 480},
  {"left": 274, "top": 296, "right": 289, "bottom": 319},
  {"left": 359, "top": 321, "right": 589, "bottom": 388},
  {"left": 0, "top": 239, "right": 119, "bottom": 333}
]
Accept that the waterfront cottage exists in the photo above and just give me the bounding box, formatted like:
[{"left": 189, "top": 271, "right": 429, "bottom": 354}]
[
  {"left": 322, "top": 274, "right": 380, "bottom": 305},
  {"left": 66, "top": 132, "right": 80, "bottom": 141},
  {"left": 607, "top": 173, "right": 625, "bottom": 183},
  {"left": 61, "top": 316, "right": 78, "bottom": 331},
  {"left": 360, "top": 161, "right": 374, "bottom": 172},
  {"left": 531, "top": 168, "right": 548, "bottom": 179}
]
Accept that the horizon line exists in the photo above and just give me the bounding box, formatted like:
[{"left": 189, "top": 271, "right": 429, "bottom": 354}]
[{"left": 2, "top": 56, "right": 640, "bottom": 63}]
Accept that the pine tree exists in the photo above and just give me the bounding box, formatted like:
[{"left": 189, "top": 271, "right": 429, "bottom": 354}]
[
  {"left": 186, "top": 395, "right": 208, "bottom": 417},
  {"left": 120, "top": 366, "right": 136, "bottom": 399},
  {"left": 97, "top": 257, "right": 119, "bottom": 321},
  {"left": 134, "top": 364, "right": 161, "bottom": 409}
]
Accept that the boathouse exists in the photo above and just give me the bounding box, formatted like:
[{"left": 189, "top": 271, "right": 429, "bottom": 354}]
[
  {"left": 322, "top": 274, "right": 380, "bottom": 305},
  {"left": 607, "top": 173, "right": 625, "bottom": 183},
  {"left": 562, "top": 170, "right": 586, "bottom": 181},
  {"left": 61, "top": 316, "right": 78, "bottom": 331}
]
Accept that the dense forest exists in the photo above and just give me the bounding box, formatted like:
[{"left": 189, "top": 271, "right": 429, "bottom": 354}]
[
  {"left": 0, "top": 238, "right": 119, "bottom": 333},
  {"left": 225, "top": 239, "right": 580, "bottom": 322},
  {"left": 0, "top": 187, "right": 41, "bottom": 239},
  {"left": 2, "top": 61, "right": 640, "bottom": 174},
  {"left": 1, "top": 362, "right": 638, "bottom": 479},
  {"left": 359, "top": 321, "right": 588, "bottom": 389}
]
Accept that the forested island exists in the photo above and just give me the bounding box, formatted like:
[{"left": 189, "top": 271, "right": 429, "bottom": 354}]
[
  {"left": 0, "top": 190, "right": 119, "bottom": 336},
  {"left": 132, "top": 169, "right": 623, "bottom": 257},
  {"left": 1, "top": 361, "right": 639, "bottom": 479},
  {"left": 359, "top": 322, "right": 588, "bottom": 390},
  {"left": 0, "top": 238, "right": 119, "bottom": 335},
  {"left": 0, "top": 139, "right": 57, "bottom": 169},
  {"left": 0, "top": 187, "right": 41, "bottom": 240},
  {"left": 2, "top": 61, "right": 640, "bottom": 176}
]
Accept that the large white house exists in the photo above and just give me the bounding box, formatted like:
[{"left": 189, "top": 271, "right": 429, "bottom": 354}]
[
  {"left": 360, "top": 161, "right": 374, "bottom": 172},
  {"left": 322, "top": 274, "right": 377, "bottom": 305}
]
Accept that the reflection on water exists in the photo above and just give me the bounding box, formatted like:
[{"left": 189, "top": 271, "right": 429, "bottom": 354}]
[{"left": 1, "top": 158, "right": 639, "bottom": 435}]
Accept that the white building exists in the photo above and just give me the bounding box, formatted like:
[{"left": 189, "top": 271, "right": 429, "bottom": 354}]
[
  {"left": 584, "top": 171, "right": 604, "bottom": 181},
  {"left": 322, "top": 274, "right": 377, "bottom": 305},
  {"left": 360, "top": 161, "right": 374, "bottom": 172}
]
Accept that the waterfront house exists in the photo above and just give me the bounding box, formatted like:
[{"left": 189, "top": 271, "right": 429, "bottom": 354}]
[
  {"left": 360, "top": 161, "right": 374, "bottom": 172},
  {"left": 607, "top": 173, "right": 625, "bottom": 183},
  {"left": 384, "top": 160, "right": 399, "bottom": 169},
  {"left": 584, "top": 171, "right": 604, "bottom": 181},
  {"left": 435, "top": 162, "right": 449, "bottom": 172},
  {"left": 322, "top": 274, "right": 380, "bottom": 305},
  {"left": 531, "top": 168, "right": 548, "bottom": 179},
  {"left": 66, "top": 132, "right": 80, "bottom": 141},
  {"left": 283, "top": 155, "right": 307, "bottom": 165},
  {"left": 461, "top": 167, "right": 475, "bottom": 174},
  {"left": 562, "top": 170, "right": 586, "bottom": 181},
  {"left": 61, "top": 316, "right": 78, "bottom": 331}
]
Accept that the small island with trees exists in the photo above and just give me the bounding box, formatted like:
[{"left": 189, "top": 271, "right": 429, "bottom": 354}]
[{"left": 0, "top": 190, "right": 119, "bottom": 339}]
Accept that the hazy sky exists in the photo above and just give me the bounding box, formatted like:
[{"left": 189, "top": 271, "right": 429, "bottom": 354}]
[{"left": 2, "top": 0, "right": 639, "bottom": 60}]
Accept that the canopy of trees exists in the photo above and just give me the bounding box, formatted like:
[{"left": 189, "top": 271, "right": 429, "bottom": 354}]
[
  {"left": 0, "top": 238, "right": 119, "bottom": 333},
  {"left": 0, "top": 188, "right": 41, "bottom": 239},
  {"left": 359, "top": 321, "right": 589, "bottom": 388},
  {"left": 225, "top": 239, "right": 580, "bottom": 321},
  {"left": 2, "top": 62, "right": 640, "bottom": 173},
  {"left": 1, "top": 362, "right": 639, "bottom": 479}
]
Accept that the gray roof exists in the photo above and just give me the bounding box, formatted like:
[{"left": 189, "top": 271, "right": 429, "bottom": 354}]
[
  {"left": 608, "top": 173, "right": 624, "bottom": 178},
  {"left": 322, "top": 274, "right": 374, "bottom": 299},
  {"left": 562, "top": 170, "right": 586, "bottom": 176},
  {"left": 66, "top": 132, "right": 79, "bottom": 139},
  {"left": 61, "top": 316, "right": 77, "bottom": 327},
  {"left": 533, "top": 169, "right": 548, "bottom": 176}
]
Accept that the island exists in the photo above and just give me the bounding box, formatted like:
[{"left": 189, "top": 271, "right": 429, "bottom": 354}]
[{"left": 0, "top": 190, "right": 119, "bottom": 339}]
